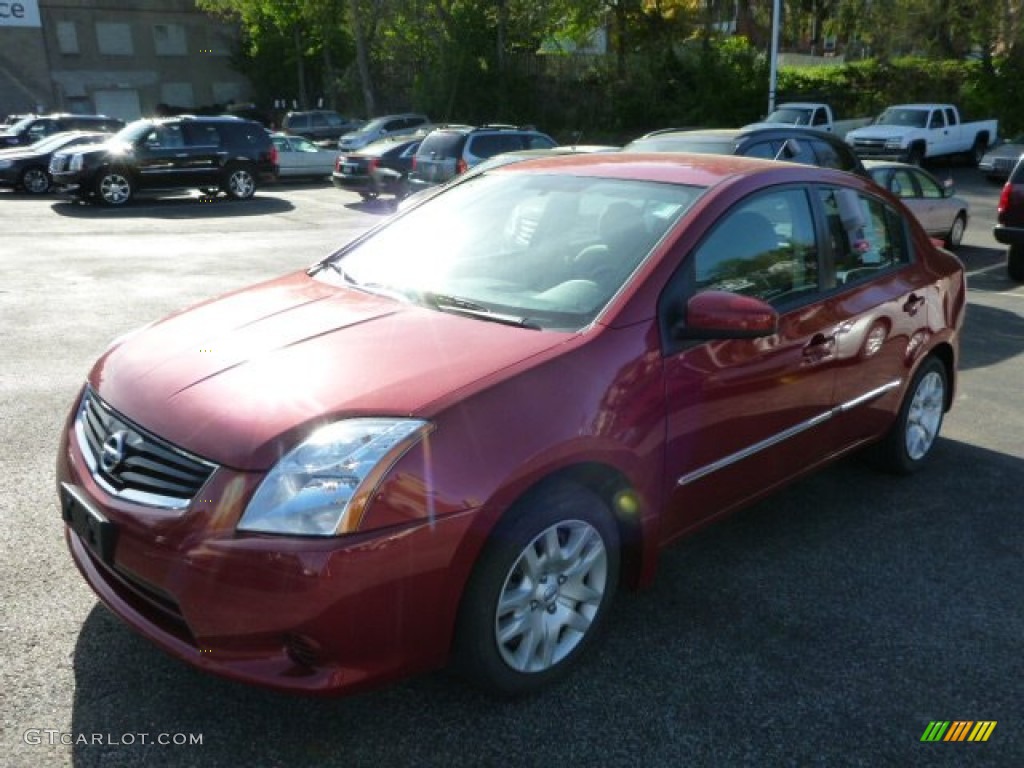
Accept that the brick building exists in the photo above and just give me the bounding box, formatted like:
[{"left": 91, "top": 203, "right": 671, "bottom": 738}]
[{"left": 0, "top": 0, "right": 251, "bottom": 120}]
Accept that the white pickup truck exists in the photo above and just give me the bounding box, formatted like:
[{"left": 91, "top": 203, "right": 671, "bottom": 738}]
[
  {"left": 743, "top": 102, "right": 872, "bottom": 139},
  {"left": 845, "top": 104, "right": 998, "bottom": 166}
]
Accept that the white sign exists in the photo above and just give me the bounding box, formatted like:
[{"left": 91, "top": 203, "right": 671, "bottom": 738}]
[{"left": 0, "top": 0, "right": 41, "bottom": 28}]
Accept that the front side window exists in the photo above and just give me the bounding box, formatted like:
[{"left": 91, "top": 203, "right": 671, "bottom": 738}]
[
  {"left": 691, "top": 188, "right": 819, "bottom": 306},
  {"left": 818, "top": 187, "right": 910, "bottom": 287},
  {"left": 317, "top": 173, "right": 704, "bottom": 330}
]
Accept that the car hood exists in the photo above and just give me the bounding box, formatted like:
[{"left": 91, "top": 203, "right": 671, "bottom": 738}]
[
  {"left": 984, "top": 143, "right": 1024, "bottom": 160},
  {"left": 90, "top": 271, "right": 571, "bottom": 470},
  {"left": 848, "top": 125, "right": 915, "bottom": 140}
]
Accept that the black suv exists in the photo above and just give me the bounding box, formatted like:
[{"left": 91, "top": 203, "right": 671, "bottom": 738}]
[
  {"left": 50, "top": 116, "right": 278, "bottom": 205},
  {"left": 408, "top": 124, "right": 556, "bottom": 192},
  {"left": 995, "top": 153, "right": 1024, "bottom": 282},
  {"left": 625, "top": 126, "right": 869, "bottom": 178},
  {"left": 0, "top": 113, "right": 124, "bottom": 147}
]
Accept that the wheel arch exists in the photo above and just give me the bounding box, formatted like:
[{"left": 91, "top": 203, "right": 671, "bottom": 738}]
[{"left": 923, "top": 341, "right": 956, "bottom": 411}]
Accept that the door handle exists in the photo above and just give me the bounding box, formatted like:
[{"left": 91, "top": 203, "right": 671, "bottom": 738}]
[{"left": 903, "top": 294, "right": 926, "bottom": 315}]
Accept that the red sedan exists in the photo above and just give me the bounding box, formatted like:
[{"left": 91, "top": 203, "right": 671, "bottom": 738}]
[{"left": 57, "top": 153, "right": 966, "bottom": 696}]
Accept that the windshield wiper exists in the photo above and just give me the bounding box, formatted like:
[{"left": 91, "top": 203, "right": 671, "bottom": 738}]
[
  {"left": 421, "top": 291, "right": 541, "bottom": 330},
  {"left": 314, "top": 261, "right": 412, "bottom": 303}
]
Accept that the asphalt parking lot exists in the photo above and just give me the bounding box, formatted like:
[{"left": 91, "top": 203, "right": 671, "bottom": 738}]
[{"left": 1, "top": 168, "right": 1022, "bottom": 768}]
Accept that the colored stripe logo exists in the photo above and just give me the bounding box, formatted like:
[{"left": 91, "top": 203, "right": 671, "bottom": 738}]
[{"left": 921, "top": 721, "right": 997, "bottom": 742}]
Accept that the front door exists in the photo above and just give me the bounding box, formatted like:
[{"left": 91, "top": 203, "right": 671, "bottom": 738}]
[{"left": 660, "top": 186, "right": 841, "bottom": 541}]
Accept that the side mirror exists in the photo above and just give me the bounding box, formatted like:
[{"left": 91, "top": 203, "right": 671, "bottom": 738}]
[
  {"left": 943, "top": 178, "right": 956, "bottom": 197},
  {"left": 675, "top": 291, "right": 778, "bottom": 340}
]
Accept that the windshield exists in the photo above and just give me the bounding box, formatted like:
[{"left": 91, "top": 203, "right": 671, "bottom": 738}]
[
  {"left": 875, "top": 108, "right": 929, "bottom": 128},
  {"left": 316, "top": 171, "right": 703, "bottom": 330},
  {"left": 6, "top": 116, "right": 37, "bottom": 133},
  {"left": 112, "top": 120, "right": 157, "bottom": 143},
  {"left": 353, "top": 118, "right": 388, "bottom": 135},
  {"left": 26, "top": 133, "right": 80, "bottom": 152},
  {"left": 767, "top": 108, "right": 813, "bottom": 125}
]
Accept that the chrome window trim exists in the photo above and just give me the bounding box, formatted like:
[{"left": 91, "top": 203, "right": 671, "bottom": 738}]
[{"left": 677, "top": 380, "right": 901, "bottom": 486}]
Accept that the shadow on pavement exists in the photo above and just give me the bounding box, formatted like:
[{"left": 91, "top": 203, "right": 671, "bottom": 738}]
[
  {"left": 958, "top": 302, "right": 1024, "bottom": 371},
  {"left": 50, "top": 194, "right": 294, "bottom": 220},
  {"left": 68, "top": 439, "right": 1023, "bottom": 767}
]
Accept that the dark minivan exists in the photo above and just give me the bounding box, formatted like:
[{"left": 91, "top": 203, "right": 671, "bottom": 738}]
[{"left": 0, "top": 113, "right": 124, "bottom": 147}]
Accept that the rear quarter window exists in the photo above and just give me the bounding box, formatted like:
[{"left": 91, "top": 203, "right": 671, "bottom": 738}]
[{"left": 417, "top": 132, "right": 465, "bottom": 158}]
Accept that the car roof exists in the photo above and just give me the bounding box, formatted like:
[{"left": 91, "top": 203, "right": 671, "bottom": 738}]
[{"left": 484, "top": 151, "right": 860, "bottom": 188}]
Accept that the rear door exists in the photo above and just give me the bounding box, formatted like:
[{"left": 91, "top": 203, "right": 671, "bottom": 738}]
[
  {"left": 818, "top": 185, "right": 934, "bottom": 446},
  {"left": 180, "top": 122, "right": 224, "bottom": 185}
]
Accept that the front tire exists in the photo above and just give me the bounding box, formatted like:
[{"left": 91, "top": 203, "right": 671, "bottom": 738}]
[
  {"left": 944, "top": 213, "right": 966, "bottom": 249},
  {"left": 1008, "top": 244, "right": 1024, "bottom": 283},
  {"left": 455, "top": 482, "right": 620, "bottom": 696},
  {"left": 906, "top": 143, "right": 925, "bottom": 166},
  {"left": 20, "top": 166, "right": 51, "bottom": 194},
  {"left": 868, "top": 357, "right": 947, "bottom": 474},
  {"left": 223, "top": 165, "right": 256, "bottom": 200},
  {"left": 95, "top": 167, "right": 133, "bottom": 206}
]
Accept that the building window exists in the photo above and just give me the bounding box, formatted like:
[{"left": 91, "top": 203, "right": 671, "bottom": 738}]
[
  {"left": 153, "top": 23, "right": 187, "bottom": 56},
  {"left": 96, "top": 22, "right": 133, "bottom": 56},
  {"left": 160, "top": 82, "right": 195, "bottom": 109},
  {"left": 56, "top": 21, "right": 79, "bottom": 55}
]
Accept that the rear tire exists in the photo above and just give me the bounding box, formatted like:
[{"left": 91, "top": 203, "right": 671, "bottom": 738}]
[
  {"left": 223, "top": 165, "right": 256, "bottom": 200},
  {"left": 867, "top": 357, "right": 947, "bottom": 474},
  {"left": 454, "top": 482, "right": 620, "bottom": 697},
  {"left": 944, "top": 213, "right": 966, "bottom": 249},
  {"left": 20, "top": 166, "right": 51, "bottom": 194},
  {"left": 969, "top": 137, "right": 986, "bottom": 166},
  {"left": 1008, "top": 244, "right": 1024, "bottom": 283}
]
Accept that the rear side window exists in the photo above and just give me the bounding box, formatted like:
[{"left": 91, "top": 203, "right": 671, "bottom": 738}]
[
  {"left": 184, "top": 124, "right": 221, "bottom": 146},
  {"left": 525, "top": 134, "right": 556, "bottom": 150},
  {"left": 468, "top": 133, "right": 525, "bottom": 159},
  {"left": 818, "top": 187, "right": 910, "bottom": 287},
  {"left": 219, "top": 122, "right": 266, "bottom": 147},
  {"left": 809, "top": 138, "right": 853, "bottom": 171},
  {"left": 417, "top": 131, "right": 465, "bottom": 158},
  {"left": 285, "top": 115, "right": 308, "bottom": 130}
]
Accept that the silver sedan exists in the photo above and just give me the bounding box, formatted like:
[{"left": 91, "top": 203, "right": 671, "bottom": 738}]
[
  {"left": 270, "top": 133, "right": 337, "bottom": 179},
  {"left": 864, "top": 160, "right": 969, "bottom": 249}
]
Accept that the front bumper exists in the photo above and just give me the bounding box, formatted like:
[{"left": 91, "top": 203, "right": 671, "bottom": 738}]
[{"left": 57, "top": 407, "right": 477, "bottom": 695}]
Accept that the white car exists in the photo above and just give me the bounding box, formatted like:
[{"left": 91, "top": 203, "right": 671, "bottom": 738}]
[
  {"left": 864, "top": 160, "right": 969, "bottom": 249},
  {"left": 270, "top": 133, "right": 337, "bottom": 179}
]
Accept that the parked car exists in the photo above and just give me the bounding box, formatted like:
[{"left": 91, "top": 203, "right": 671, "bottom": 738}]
[
  {"left": 995, "top": 154, "right": 1024, "bottom": 282},
  {"left": 50, "top": 116, "right": 278, "bottom": 205},
  {"left": 400, "top": 144, "right": 618, "bottom": 210},
  {"left": 332, "top": 132, "right": 424, "bottom": 200},
  {"left": 407, "top": 124, "right": 557, "bottom": 193},
  {"left": 57, "top": 153, "right": 964, "bottom": 697},
  {"left": 978, "top": 135, "right": 1024, "bottom": 183},
  {"left": 863, "top": 160, "right": 969, "bottom": 249},
  {"left": 270, "top": 132, "right": 336, "bottom": 179},
  {"left": 743, "top": 102, "right": 872, "bottom": 138},
  {"left": 846, "top": 104, "right": 997, "bottom": 166},
  {"left": 280, "top": 110, "right": 363, "bottom": 144},
  {"left": 0, "top": 113, "right": 124, "bottom": 147},
  {"left": 337, "top": 113, "right": 431, "bottom": 152},
  {"left": 0, "top": 130, "right": 113, "bottom": 194},
  {"left": 625, "top": 126, "right": 869, "bottom": 177}
]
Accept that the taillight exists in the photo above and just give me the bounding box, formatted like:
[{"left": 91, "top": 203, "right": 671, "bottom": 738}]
[
  {"left": 997, "top": 182, "right": 1012, "bottom": 217},
  {"left": 269, "top": 145, "right": 279, "bottom": 166},
  {"left": 335, "top": 156, "right": 342, "bottom": 172},
  {"left": 368, "top": 158, "right": 379, "bottom": 172},
  {"left": 411, "top": 156, "right": 417, "bottom": 171},
  {"left": 456, "top": 158, "right": 468, "bottom": 175}
]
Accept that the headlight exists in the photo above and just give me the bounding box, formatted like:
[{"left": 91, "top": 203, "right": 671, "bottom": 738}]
[
  {"left": 69, "top": 154, "right": 84, "bottom": 171},
  {"left": 885, "top": 139, "right": 903, "bottom": 150},
  {"left": 238, "top": 418, "right": 432, "bottom": 536}
]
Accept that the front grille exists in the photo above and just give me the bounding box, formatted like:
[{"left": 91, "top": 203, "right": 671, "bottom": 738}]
[
  {"left": 75, "top": 388, "right": 218, "bottom": 509},
  {"left": 852, "top": 138, "right": 887, "bottom": 152}
]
